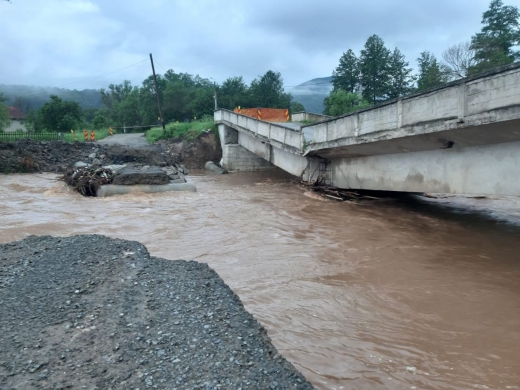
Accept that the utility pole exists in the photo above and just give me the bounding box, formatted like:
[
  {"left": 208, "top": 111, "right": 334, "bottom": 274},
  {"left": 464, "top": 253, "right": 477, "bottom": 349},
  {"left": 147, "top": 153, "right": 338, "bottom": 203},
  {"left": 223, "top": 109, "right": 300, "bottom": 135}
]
[
  {"left": 213, "top": 81, "right": 218, "bottom": 111},
  {"left": 149, "top": 53, "right": 166, "bottom": 133}
]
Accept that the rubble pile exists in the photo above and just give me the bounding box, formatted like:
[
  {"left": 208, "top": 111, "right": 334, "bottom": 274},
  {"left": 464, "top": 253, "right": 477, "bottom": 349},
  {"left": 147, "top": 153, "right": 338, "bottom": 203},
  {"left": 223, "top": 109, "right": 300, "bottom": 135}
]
[
  {"left": 61, "top": 163, "right": 192, "bottom": 197},
  {"left": 301, "top": 182, "right": 382, "bottom": 202},
  {"left": 60, "top": 167, "right": 114, "bottom": 196}
]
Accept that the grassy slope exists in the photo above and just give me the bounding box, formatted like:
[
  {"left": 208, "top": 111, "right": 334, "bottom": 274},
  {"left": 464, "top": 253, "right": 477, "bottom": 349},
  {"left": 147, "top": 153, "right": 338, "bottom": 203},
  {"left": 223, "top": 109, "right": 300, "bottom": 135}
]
[{"left": 146, "top": 120, "right": 216, "bottom": 143}]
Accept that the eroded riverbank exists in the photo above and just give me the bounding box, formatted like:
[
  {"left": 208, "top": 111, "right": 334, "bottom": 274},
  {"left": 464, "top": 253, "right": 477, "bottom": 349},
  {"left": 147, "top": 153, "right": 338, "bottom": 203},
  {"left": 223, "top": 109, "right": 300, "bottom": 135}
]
[{"left": 1, "top": 172, "right": 520, "bottom": 389}]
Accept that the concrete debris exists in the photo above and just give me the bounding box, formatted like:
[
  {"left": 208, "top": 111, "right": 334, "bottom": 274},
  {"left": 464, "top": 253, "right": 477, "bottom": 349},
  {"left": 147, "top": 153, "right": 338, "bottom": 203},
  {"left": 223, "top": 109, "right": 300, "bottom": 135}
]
[
  {"left": 61, "top": 163, "right": 192, "bottom": 197},
  {"left": 205, "top": 161, "right": 228, "bottom": 175},
  {"left": 73, "top": 161, "right": 89, "bottom": 168},
  {"left": 112, "top": 166, "right": 169, "bottom": 186}
]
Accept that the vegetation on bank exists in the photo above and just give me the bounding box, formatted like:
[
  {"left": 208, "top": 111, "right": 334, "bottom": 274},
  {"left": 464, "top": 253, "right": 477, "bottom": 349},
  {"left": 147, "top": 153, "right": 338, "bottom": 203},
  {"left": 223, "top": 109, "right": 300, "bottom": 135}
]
[{"left": 146, "top": 118, "right": 216, "bottom": 143}]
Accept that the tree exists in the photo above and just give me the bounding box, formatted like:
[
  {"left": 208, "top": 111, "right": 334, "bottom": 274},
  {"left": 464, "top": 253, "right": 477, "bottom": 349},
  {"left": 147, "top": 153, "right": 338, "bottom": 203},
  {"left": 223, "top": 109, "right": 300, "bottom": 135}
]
[
  {"left": 442, "top": 41, "right": 476, "bottom": 79},
  {"left": 92, "top": 111, "right": 107, "bottom": 129},
  {"left": 387, "top": 48, "right": 415, "bottom": 99},
  {"left": 0, "top": 93, "right": 10, "bottom": 132},
  {"left": 470, "top": 0, "right": 520, "bottom": 73},
  {"left": 417, "top": 51, "right": 450, "bottom": 91},
  {"left": 218, "top": 76, "right": 249, "bottom": 109},
  {"left": 332, "top": 49, "right": 360, "bottom": 93},
  {"left": 323, "top": 90, "right": 370, "bottom": 116},
  {"left": 359, "top": 35, "right": 391, "bottom": 104},
  {"left": 155, "top": 70, "right": 215, "bottom": 122},
  {"left": 25, "top": 109, "right": 44, "bottom": 133},
  {"left": 291, "top": 101, "right": 305, "bottom": 113},
  {"left": 82, "top": 107, "right": 98, "bottom": 123},
  {"left": 39, "top": 95, "right": 82, "bottom": 133},
  {"left": 99, "top": 80, "right": 143, "bottom": 126},
  {"left": 249, "top": 70, "right": 291, "bottom": 108},
  {"left": 12, "top": 96, "right": 31, "bottom": 113}
]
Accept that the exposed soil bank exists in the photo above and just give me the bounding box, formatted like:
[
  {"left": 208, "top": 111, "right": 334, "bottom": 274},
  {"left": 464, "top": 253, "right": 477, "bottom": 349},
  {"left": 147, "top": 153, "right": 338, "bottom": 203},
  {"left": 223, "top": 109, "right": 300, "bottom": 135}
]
[
  {"left": 0, "top": 235, "right": 313, "bottom": 390},
  {"left": 158, "top": 132, "right": 222, "bottom": 170}
]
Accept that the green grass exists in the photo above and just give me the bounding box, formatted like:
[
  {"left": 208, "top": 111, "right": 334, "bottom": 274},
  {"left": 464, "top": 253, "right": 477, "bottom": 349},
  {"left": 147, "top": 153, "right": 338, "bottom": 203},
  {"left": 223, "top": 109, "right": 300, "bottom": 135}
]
[
  {"left": 146, "top": 120, "right": 216, "bottom": 143},
  {"left": 63, "top": 128, "right": 111, "bottom": 142}
]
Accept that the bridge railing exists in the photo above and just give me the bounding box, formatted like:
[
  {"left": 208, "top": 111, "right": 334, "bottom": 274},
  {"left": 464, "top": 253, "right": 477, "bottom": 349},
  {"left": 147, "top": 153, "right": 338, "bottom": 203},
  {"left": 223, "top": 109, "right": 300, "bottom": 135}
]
[
  {"left": 215, "top": 109, "right": 304, "bottom": 153},
  {"left": 305, "top": 62, "right": 520, "bottom": 147}
]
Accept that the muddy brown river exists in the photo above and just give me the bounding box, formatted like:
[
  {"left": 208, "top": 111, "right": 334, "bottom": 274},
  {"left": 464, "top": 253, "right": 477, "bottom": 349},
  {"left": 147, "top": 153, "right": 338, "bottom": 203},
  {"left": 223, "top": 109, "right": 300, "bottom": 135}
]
[{"left": 1, "top": 171, "right": 520, "bottom": 390}]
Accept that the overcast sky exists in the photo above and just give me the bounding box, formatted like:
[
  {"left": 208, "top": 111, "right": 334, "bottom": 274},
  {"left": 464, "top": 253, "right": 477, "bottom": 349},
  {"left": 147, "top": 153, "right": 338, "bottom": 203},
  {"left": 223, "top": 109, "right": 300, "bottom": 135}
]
[{"left": 0, "top": 0, "right": 511, "bottom": 90}]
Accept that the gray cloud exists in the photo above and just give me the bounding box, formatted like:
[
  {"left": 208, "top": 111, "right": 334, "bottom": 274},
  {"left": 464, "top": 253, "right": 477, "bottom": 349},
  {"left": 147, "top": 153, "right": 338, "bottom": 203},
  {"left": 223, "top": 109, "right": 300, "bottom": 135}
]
[{"left": 0, "top": 0, "right": 496, "bottom": 90}]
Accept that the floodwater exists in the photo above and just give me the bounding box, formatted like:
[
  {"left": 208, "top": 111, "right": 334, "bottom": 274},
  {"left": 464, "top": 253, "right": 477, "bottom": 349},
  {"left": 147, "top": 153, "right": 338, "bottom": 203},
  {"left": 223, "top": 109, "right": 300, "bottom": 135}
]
[{"left": 1, "top": 171, "right": 520, "bottom": 390}]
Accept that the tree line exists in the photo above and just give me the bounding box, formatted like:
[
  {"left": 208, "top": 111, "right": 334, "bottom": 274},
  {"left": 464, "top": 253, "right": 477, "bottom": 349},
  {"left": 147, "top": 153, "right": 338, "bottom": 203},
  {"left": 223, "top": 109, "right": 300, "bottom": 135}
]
[
  {"left": 2, "top": 0, "right": 518, "bottom": 133},
  {"left": 325, "top": 0, "right": 520, "bottom": 116},
  {"left": 9, "top": 69, "right": 291, "bottom": 133}
]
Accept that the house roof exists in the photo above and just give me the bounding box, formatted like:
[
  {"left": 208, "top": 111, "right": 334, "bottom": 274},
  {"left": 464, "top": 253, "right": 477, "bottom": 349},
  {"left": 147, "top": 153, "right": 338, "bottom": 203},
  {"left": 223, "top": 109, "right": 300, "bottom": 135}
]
[{"left": 8, "top": 106, "right": 26, "bottom": 120}]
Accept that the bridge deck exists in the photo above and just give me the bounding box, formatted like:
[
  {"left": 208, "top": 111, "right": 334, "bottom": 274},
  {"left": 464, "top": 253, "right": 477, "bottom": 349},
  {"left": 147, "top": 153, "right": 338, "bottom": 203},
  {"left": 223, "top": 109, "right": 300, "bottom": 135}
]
[{"left": 304, "top": 62, "right": 520, "bottom": 159}]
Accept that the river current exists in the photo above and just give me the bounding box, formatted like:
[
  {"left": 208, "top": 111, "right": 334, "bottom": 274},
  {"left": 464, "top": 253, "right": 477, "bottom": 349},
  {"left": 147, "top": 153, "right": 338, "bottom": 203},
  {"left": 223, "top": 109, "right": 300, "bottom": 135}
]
[{"left": 1, "top": 171, "right": 519, "bottom": 389}]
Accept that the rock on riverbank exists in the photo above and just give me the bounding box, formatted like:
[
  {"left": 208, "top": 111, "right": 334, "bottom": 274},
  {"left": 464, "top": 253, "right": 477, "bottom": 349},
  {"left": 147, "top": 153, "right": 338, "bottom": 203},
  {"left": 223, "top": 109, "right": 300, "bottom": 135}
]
[{"left": 0, "top": 235, "right": 314, "bottom": 389}]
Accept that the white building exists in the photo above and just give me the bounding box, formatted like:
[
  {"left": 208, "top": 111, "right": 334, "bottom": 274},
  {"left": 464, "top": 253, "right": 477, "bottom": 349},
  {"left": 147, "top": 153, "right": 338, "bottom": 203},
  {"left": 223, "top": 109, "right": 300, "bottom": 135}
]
[{"left": 5, "top": 106, "right": 28, "bottom": 132}]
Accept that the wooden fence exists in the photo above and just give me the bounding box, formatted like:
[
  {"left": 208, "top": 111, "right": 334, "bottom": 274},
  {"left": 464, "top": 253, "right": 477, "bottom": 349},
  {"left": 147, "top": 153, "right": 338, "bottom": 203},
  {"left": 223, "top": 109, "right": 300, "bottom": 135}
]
[{"left": 0, "top": 132, "right": 63, "bottom": 142}]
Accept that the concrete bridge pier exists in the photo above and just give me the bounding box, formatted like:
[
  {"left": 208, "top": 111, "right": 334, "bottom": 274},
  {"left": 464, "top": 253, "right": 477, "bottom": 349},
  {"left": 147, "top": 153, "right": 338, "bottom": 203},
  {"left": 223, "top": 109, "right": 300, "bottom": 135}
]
[{"left": 218, "top": 124, "right": 275, "bottom": 171}]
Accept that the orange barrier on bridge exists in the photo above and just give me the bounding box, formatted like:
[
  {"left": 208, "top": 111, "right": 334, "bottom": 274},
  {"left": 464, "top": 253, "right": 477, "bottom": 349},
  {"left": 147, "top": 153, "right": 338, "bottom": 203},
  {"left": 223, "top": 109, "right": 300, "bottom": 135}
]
[{"left": 233, "top": 107, "right": 290, "bottom": 122}]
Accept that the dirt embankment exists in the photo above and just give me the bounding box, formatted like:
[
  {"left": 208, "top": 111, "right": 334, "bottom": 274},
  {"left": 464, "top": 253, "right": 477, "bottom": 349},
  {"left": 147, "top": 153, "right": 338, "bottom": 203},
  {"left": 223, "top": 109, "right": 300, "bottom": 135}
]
[
  {"left": 158, "top": 131, "right": 222, "bottom": 170},
  {"left": 0, "top": 132, "right": 222, "bottom": 173},
  {"left": 0, "top": 235, "right": 313, "bottom": 389}
]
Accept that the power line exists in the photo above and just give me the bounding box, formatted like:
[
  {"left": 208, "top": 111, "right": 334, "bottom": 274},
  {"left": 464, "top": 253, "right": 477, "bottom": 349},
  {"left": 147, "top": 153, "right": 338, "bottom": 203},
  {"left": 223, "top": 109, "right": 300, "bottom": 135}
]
[
  {"left": 154, "top": 59, "right": 168, "bottom": 73},
  {"left": 57, "top": 59, "right": 148, "bottom": 88}
]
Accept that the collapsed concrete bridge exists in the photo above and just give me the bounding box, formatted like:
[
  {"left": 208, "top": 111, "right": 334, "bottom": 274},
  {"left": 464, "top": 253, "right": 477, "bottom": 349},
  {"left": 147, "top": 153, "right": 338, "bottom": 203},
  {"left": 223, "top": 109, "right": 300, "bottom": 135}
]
[{"left": 215, "top": 62, "right": 520, "bottom": 196}]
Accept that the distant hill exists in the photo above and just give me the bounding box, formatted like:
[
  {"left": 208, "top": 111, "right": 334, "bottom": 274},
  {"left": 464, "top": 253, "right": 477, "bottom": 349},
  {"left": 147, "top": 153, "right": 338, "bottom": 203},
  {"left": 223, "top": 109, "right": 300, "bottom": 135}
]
[
  {"left": 0, "top": 84, "right": 102, "bottom": 112},
  {"left": 288, "top": 76, "right": 333, "bottom": 114},
  {"left": 1, "top": 77, "right": 334, "bottom": 115}
]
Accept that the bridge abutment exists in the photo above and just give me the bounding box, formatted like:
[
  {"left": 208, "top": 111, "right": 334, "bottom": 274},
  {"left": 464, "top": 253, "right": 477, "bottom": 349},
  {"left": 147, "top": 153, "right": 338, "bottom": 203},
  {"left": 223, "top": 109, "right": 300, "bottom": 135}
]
[{"left": 218, "top": 124, "right": 274, "bottom": 171}]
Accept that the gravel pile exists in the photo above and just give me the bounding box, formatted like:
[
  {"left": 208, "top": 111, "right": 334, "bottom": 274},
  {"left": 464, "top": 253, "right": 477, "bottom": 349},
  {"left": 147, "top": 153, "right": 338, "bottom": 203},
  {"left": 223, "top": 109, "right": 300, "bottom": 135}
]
[{"left": 0, "top": 235, "right": 314, "bottom": 389}]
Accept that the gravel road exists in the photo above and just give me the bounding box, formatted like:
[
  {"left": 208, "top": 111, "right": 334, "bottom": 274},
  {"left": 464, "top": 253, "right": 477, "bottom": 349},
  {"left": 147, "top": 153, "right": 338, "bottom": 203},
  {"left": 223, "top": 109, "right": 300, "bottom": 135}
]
[{"left": 0, "top": 235, "right": 313, "bottom": 390}]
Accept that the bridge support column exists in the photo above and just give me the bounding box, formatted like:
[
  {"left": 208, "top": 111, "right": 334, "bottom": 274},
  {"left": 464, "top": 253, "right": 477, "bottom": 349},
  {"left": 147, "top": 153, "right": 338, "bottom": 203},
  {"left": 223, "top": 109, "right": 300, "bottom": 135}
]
[{"left": 218, "top": 124, "right": 274, "bottom": 171}]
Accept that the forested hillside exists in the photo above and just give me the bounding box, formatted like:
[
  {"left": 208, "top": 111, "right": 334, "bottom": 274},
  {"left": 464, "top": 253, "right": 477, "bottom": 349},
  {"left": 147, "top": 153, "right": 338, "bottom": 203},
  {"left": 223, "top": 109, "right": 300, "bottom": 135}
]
[
  {"left": 288, "top": 77, "right": 333, "bottom": 114},
  {"left": 0, "top": 84, "right": 102, "bottom": 111}
]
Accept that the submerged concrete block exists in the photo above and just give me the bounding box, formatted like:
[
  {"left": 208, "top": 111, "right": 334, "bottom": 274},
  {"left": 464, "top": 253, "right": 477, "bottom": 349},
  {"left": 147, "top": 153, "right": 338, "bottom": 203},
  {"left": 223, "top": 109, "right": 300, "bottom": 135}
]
[{"left": 96, "top": 182, "right": 197, "bottom": 197}]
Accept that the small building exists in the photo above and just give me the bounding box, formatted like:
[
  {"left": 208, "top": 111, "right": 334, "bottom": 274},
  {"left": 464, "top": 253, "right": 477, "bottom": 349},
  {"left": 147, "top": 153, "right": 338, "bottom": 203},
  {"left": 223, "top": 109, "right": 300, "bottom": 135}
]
[{"left": 5, "top": 106, "right": 28, "bottom": 132}]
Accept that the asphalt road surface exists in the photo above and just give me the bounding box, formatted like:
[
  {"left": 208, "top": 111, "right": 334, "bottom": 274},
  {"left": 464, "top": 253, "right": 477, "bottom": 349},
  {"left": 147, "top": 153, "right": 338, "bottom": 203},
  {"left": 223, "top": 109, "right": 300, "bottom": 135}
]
[{"left": 97, "top": 133, "right": 149, "bottom": 147}]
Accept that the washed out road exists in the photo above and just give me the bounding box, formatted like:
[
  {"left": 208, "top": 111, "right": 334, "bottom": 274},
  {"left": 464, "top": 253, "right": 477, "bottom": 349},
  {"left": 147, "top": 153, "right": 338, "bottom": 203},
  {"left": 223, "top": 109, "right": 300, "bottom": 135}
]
[{"left": 97, "top": 133, "right": 149, "bottom": 147}]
